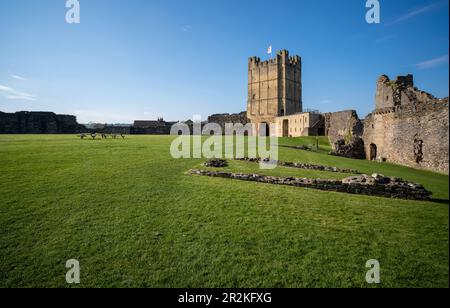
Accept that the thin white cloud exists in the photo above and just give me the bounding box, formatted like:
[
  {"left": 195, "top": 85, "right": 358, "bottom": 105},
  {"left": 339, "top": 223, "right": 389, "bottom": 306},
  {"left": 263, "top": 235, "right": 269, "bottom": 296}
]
[
  {"left": 388, "top": 1, "right": 445, "bottom": 25},
  {"left": 181, "top": 25, "right": 192, "bottom": 32},
  {"left": 10, "top": 74, "right": 26, "bottom": 81},
  {"left": 0, "top": 85, "right": 36, "bottom": 101},
  {"left": 416, "top": 55, "right": 449, "bottom": 69}
]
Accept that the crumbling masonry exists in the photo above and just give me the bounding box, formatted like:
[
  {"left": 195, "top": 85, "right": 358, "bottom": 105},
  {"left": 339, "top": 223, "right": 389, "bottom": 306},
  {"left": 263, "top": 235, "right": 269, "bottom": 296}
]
[
  {"left": 245, "top": 50, "right": 448, "bottom": 174},
  {"left": 363, "top": 75, "right": 449, "bottom": 174}
]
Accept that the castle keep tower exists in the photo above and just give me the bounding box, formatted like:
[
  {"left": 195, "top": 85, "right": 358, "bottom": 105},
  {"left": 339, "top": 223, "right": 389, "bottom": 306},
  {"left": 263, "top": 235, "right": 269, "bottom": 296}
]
[{"left": 247, "top": 50, "right": 302, "bottom": 136}]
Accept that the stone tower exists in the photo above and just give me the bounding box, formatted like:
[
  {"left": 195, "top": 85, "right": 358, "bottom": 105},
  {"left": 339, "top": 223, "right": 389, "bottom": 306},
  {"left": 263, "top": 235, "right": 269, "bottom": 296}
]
[
  {"left": 247, "top": 49, "right": 302, "bottom": 136},
  {"left": 375, "top": 74, "right": 415, "bottom": 109}
]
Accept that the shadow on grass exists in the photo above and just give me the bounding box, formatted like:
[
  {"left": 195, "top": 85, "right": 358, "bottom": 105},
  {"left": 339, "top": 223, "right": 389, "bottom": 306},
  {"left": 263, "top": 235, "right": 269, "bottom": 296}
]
[{"left": 430, "top": 198, "right": 450, "bottom": 205}]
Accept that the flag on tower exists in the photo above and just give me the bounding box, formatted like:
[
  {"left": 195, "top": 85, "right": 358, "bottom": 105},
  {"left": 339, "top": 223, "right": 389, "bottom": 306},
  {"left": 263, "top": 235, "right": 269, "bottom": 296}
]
[{"left": 267, "top": 45, "right": 272, "bottom": 55}]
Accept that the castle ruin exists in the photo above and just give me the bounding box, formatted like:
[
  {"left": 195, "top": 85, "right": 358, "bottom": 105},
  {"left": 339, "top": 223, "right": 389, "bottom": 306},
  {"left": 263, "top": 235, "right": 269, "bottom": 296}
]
[
  {"left": 0, "top": 50, "right": 447, "bottom": 174},
  {"left": 247, "top": 50, "right": 322, "bottom": 137},
  {"left": 245, "top": 49, "right": 449, "bottom": 174},
  {"left": 0, "top": 111, "right": 84, "bottom": 134},
  {"left": 363, "top": 75, "right": 449, "bottom": 173}
]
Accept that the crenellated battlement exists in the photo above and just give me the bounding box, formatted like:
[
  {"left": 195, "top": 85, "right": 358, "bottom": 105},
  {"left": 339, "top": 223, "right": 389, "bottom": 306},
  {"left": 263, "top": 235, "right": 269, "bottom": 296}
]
[
  {"left": 248, "top": 56, "right": 278, "bottom": 68},
  {"left": 288, "top": 55, "right": 301, "bottom": 65},
  {"left": 248, "top": 56, "right": 261, "bottom": 65},
  {"left": 248, "top": 49, "right": 301, "bottom": 68}
]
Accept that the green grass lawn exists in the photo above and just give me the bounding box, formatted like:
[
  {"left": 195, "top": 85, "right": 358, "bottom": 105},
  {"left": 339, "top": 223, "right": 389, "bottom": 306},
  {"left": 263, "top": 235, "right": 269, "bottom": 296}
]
[{"left": 0, "top": 135, "right": 448, "bottom": 288}]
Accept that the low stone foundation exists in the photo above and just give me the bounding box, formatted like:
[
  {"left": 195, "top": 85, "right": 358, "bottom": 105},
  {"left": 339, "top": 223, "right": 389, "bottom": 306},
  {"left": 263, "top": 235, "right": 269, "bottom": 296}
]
[
  {"left": 234, "top": 158, "right": 359, "bottom": 174},
  {"left": 189, "top": 170, "right": 431, "bottom": 201}
]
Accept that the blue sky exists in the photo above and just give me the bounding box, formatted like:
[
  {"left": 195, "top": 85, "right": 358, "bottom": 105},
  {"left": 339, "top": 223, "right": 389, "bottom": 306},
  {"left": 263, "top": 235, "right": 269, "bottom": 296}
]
[{"left": 0, "top": 0, "right": 448, "bottom": 123}]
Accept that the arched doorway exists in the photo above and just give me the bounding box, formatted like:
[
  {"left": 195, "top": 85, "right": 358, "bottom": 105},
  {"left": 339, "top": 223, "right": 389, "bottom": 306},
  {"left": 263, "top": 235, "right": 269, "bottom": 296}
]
[
  {"left": 369, "top": 143, "right": 377, "bottom": 161},
  {"left": 282, "top": 120, "right": 289, "bottom": 137},
  {"left": 260, "top": 123, "right": 270, "bottom": 137}
]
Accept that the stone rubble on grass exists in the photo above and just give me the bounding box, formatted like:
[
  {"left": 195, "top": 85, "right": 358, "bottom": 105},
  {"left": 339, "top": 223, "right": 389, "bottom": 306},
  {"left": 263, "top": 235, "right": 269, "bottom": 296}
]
[
  {"left": 189, "top": 170, "right": 431, "bottom": 201},
  {"left": 204, "top": 158, "right": 228, "bottom": 168},
  {"left": 234, "top": 157, "right": 359, "bottom": 174}
]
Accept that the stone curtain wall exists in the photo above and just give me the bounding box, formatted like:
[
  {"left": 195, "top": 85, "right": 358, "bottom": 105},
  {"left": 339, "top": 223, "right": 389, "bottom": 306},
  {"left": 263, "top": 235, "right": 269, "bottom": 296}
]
[
  {"left": 0, "top": 111, "right": 83, "bottom": 134},
  {"left": 324, "top": 110, "right": 363, "bottom": 148},
  {"left": 364, "top": 99, "right": 449, "bottom": 173},
  {"left": 131, "top": 123, "right": 173, "bottom": 135},
  {"left": 207, "top": 112, "right": 249, "bottom": 134},
  {"left": 364, "top": 75, "right": 449, "bottom": 174},
  {"left": 92, "top": 125, "right": 132, "bottom": 135}
]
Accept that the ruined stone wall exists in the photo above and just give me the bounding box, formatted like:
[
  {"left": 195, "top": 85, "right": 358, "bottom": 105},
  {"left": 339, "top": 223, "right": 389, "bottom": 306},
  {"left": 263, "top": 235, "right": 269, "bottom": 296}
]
[
  {"left": 331, "top": 137, "right": 366, "bottom": 159},
  {"left": 364, "top": 100, "right": 449, "bottom": 173},
  {"left": 0, "top": 111, "right": 84, "bottom": 134},
  {"left": 375, "top": 75, "right": 436, "bottom": 109},
  {"left": 94, "top": 126, "right": 132, "bottom": 134},
  {"left": 207, "top": 112, "right": 249, "bottom": 134},
  {"left": 190, "top": 169, "right": 431, "bottom": 201},
  {"left": 131, "top": 126, "right": 171, "bottom": 135},
  {"left": 364, "top": 75, "right": 449, "bottom": 174},
  {"left": 324, "top": 110, "right": 363, "bottom": 149}
]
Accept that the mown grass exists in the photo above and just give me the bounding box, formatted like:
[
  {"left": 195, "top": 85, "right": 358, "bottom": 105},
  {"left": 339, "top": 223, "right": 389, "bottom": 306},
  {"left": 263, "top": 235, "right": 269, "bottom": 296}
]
[{"left": 0, "top": 135, "right": 448, "bottom": 288}]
